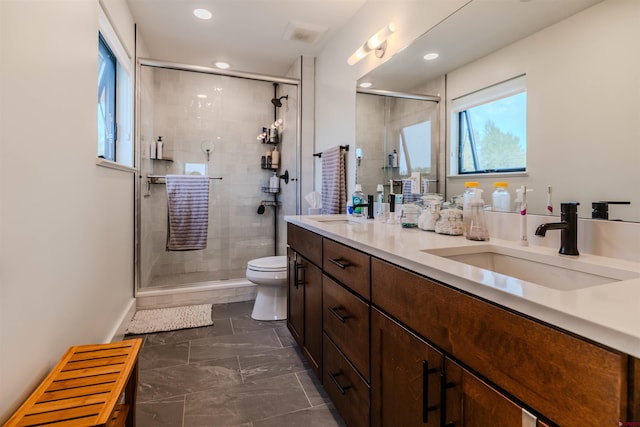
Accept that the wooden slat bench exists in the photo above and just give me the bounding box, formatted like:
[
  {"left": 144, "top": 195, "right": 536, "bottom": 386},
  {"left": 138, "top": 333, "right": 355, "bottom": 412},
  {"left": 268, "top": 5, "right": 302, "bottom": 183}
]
[{"left": 3, "top": 339, "right": 142, "bottom": 427}]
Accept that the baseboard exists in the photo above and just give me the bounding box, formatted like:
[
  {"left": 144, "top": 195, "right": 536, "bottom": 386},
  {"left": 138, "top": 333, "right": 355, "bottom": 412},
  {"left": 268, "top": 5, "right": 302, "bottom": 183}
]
[{"left": 108, "top": 298, "right": 136, "bottom": 342}]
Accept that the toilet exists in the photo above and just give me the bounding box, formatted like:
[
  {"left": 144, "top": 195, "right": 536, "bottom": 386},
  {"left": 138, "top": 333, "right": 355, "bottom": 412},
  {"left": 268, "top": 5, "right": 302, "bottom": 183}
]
[{"left": 246, "top": 255, "right": 288, "bottom": 321}]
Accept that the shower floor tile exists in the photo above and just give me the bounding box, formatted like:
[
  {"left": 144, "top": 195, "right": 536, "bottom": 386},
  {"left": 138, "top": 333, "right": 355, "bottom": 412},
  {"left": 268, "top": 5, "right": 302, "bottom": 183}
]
[{"left": 135, "top": 301, "right": 345, "bottom": 427}]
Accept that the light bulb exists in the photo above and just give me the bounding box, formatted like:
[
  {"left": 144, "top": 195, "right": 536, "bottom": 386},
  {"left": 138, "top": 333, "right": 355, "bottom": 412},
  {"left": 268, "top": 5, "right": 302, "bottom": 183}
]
[{"left": 193, "top": 9, "right": 212, "bottom": 20}]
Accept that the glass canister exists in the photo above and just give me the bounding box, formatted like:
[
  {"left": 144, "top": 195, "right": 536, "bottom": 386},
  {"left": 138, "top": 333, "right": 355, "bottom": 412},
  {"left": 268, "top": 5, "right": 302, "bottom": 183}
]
[
  {"left": 435, "top": 206, "right": 464, "bottom": 235},
  {"left": 418, "top": 194, "right": 443, "bottom": 231},
  {"left": 400, "top": 203, "right": 420, "bottom": 228}
]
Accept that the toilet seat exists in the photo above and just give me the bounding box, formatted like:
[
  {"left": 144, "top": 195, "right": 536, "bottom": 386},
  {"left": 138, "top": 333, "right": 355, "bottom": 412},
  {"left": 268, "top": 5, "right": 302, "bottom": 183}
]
[{"left": 247, "top": 255, "right": 287, "bottom": 272}]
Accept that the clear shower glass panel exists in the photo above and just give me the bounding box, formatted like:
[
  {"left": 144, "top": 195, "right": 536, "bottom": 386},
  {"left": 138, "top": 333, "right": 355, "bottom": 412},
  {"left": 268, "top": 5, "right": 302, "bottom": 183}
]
[{"left": 138, "top": 66, "right": 297, "bottom": 290}]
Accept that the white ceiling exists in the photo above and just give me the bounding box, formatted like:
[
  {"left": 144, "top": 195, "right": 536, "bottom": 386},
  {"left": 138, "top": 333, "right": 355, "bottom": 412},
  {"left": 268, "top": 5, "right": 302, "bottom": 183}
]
[
  {"left": 126, "top": 0, "right": 367, "bottom": 76},
  {"left": 359, "top": 0, "right": 603, "bottom": 92}
]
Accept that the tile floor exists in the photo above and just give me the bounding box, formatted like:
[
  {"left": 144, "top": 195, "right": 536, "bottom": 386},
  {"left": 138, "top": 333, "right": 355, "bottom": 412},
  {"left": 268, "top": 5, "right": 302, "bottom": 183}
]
[{"left": 130, "top": 301, "right": 346, "bottom": 427}]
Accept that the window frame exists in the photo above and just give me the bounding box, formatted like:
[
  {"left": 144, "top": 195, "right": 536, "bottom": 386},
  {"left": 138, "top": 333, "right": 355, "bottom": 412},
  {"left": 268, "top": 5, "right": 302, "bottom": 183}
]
[
  {"left": 97, "top": 6, "right": 134, "bottom": 170},
  {"left": 449, "top": 75, "right": 527, "bottom": 177}
]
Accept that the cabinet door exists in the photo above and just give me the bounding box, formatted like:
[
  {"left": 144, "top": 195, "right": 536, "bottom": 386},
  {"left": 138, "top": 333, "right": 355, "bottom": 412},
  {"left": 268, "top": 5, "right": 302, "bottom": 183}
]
[
  {"left": 301, "top": 255, "right": 323, "bottom": 378},
  {"left": 287, "top": 248, "right": 304, "bottom": 346},
  {"left": 371, "top": 309, "right": 443, "bottom": 427},
  {"left": 445, "top": 358, "right": 525, "bottom": 427}
]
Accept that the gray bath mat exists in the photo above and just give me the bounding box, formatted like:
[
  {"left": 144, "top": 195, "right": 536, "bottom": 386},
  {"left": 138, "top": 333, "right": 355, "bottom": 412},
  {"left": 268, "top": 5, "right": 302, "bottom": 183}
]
[{"left": 126, "top": 304, "right": 213, "bottom": 334}]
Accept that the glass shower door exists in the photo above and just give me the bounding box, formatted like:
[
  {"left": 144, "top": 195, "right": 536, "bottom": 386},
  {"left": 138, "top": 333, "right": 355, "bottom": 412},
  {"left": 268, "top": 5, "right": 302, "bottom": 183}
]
[{"left": 137, "top": 65, "right": 298, "bottom": 290}]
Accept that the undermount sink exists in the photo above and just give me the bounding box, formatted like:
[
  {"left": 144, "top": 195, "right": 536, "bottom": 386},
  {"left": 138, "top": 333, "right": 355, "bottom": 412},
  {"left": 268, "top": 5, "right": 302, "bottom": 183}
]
[
  {"left": 307, "top": 215, "right": 371, "bottom": 225},
  {"left": 422, "top": 244, "right": 639, "bottom": 291}
]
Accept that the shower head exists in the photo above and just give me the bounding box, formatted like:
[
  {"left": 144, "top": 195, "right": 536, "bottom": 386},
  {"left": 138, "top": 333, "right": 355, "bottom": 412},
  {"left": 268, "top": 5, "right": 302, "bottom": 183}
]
[{"left": 271, "top": 95, "right": 289, "bottom": 108}]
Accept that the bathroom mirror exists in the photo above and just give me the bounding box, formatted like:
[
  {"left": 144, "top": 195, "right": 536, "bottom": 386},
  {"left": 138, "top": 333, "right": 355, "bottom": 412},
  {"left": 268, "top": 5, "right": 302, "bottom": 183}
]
[
  {"left": 355, "top": 90, "right": 440, "bottom": 198},
  {"left": 355, "top": 0, "right": 640, "bottom": 222}
]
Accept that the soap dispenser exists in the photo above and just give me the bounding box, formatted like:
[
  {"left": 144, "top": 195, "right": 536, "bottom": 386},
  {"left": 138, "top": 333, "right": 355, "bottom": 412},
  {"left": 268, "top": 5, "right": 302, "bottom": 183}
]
[{"left": 466, "top": 189, "right": 489, "bottom": 241}]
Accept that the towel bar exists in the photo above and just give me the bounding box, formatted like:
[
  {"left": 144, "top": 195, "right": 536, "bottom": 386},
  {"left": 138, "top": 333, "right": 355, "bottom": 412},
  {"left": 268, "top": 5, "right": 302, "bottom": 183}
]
[{"left": 146, "top": 175, "right": 223, "bottom": 184}]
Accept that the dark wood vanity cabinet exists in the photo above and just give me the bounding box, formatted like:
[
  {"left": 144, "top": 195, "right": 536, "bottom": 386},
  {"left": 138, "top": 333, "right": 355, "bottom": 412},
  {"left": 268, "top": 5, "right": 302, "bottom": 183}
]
[
  {"left": 444, "top": 358, "right": 530, "bottom": 427},
  {"left": 321, "top": 236, "right": 372, "bottom": 426},
  {"left": 287, "top": 224, "right": 638, "bottom": 426},
  {"left": 371, "top": 257, "right": 629, "bottom": 426},
  {"left": 286, "top": 224, "right": 323, "bottom": 378},
  {"left": 371, "top": 309, "right": 443, "bottom": 426}
]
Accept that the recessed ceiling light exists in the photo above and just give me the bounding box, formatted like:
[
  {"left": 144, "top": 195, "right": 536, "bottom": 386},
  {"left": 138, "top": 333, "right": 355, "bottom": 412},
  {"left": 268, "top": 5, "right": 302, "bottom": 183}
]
[
  {"left": 215, "top": 62, "right": 230, "bottom": 70},
  {"left": 197, "top": 94, "right": 207, "bottom": 99},
  {"left": 359, "top": 82, "right": 373, "bottom": 88},
  {"left": 423, "top": 52, "right": 439, "bottom": 61},
  {"left": 193, "top": 8, "right": 212, "bottom": 20}
]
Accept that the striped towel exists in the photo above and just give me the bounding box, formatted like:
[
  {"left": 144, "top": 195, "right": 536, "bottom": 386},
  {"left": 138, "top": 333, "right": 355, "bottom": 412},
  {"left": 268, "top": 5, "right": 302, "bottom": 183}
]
[
  {"left": 321, "top": 146, "right": 346, "bottom": 214},
  {"left": 402, "top": 179, "right": 422, "bottom": 203},
  {"left": 166, "top": 175, "right": 210, "bottom": 251}
]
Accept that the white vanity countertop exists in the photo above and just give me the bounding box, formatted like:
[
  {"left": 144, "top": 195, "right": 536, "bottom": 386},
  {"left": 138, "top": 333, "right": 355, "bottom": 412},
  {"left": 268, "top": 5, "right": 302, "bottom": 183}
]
[{"left": 286, "top": 215, "right": 640, "bottom": 358}]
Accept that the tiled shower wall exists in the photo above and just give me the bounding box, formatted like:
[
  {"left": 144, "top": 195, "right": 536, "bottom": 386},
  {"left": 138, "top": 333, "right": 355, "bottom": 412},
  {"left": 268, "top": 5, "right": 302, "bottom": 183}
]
[
  {"left": 355, "top": 93, "right": 439, "bottom": 197},
  {"left": 139, "top": 66, "right": 297, "bottom": 289}
]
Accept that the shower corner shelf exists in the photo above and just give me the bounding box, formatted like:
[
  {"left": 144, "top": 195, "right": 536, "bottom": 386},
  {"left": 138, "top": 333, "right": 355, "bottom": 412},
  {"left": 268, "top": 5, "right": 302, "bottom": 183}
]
[
  {"left": 149, "top": 157, "right": 173, "bottom": 162},
  {"left": 262, "top": 187, "right": 280, "bottom": 194}
]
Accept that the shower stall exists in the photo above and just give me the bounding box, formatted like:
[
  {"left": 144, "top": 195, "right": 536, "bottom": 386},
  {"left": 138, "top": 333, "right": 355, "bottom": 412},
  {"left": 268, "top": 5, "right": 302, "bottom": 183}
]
[{"left": 135, "top": 61, "right": 299, "bottom": 301}]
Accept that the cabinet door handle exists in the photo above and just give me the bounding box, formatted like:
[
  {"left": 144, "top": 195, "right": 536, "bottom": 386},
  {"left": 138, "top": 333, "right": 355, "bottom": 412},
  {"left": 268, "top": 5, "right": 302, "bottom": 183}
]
[
  {"left": 328, "top": 370, "right": 351, "bottom": 395},
  {"left": 422, "top": 360, "right": 438, "bottom": 423},
  {"left": 327, "top": 257, "right": 350, "bottom": 269},
  {"left": 441, "top": 372, "right": 456, "bottom": 427},
  {"left": 327, "top": 305, "right": 350, "bottom": 322},
  {"left": 295, "top": 262, "right": 305, "bottom": 289}
]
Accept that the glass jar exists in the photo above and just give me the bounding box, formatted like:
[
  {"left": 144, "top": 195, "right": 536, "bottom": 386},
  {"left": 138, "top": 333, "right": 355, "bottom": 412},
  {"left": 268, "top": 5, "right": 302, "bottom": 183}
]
[
  {"left": 400, "top": 203, "right": 420, "bottom": 228},
  {"left": 435, "top": 206, "right": 464, "bottom": 235},
  {"left": 492, "top": 182, "right": 511, "bottom": 212}
]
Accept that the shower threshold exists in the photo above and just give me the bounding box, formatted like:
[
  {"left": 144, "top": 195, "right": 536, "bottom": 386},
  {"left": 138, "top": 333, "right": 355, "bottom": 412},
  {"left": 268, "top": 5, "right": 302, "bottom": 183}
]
[{"left": 136, "top": 278, "right": 257, "bottom": 310}]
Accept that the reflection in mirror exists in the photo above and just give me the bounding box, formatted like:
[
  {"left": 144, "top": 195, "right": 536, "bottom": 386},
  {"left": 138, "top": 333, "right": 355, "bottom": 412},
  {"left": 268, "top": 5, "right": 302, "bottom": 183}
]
[
  {"left": 356, "top": 90, "right": 440, "bottom": 200},
  {"left": 355, "top": 0, "right": 639, "bottom": 222}
]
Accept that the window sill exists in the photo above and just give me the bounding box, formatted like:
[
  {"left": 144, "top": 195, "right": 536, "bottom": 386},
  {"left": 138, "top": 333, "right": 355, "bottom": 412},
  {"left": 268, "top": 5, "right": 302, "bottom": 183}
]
[
  {"left": 96, "top": 157, "right": 136, "bottom": 173},
  {"left": 448, "top": 171, "right": 528, "bottom": 180}
]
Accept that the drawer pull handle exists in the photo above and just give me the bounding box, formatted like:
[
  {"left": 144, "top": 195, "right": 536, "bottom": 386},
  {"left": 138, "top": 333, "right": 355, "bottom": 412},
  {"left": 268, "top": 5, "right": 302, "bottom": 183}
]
[
  {"left": 327, "top": 258, "right": 350, "bottom": 269},
  {"left": 422, "top": 360, "right": 438, "bottom": 423},
  {"left": 328, "top": 370, "right": 351, "bottom": 395},
  {"left": 327, "top": 306, "right": 350, "bottom": 323}
]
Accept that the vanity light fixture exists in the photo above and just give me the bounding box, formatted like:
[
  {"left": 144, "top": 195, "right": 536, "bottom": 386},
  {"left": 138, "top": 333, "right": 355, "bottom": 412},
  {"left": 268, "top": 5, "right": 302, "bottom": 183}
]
[
  {"left": 193, "top": 8, "right": 212, "bottom": 20},
  {"left": 423, "top": 52, "right": 439, "bottom": 61},
  {"left": 359, "top": 81, "right": 373, "bottom": 88},
  {"left": 215, "top": 61, "right": 230, "bottom": 69},
  {"left": 347, "top": 23, "right": 396, "bottom": 66}
]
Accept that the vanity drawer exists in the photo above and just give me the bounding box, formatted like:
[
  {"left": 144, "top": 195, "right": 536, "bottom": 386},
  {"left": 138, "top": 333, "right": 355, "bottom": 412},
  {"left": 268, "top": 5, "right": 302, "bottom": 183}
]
[
  {"left": 323, "top": 238, "right": 370, "bottom": 299},
  {"left": 371, "top": 258, "right": 627, "bottom": 426},
  {"left": 323, "top": 274, "right": 370, "bottom": 381},
  {"left": 323, "top": 333, "right": 370, "bottom": 427},
  {"left": 287, "top": 223, "right": 322, "bottom": 267}
]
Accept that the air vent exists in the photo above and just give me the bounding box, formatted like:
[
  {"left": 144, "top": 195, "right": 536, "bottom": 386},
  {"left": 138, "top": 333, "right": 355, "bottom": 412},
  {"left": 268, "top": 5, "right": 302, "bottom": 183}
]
[{"left": 283, "top": 21, "right": 327, "bottom": 44}]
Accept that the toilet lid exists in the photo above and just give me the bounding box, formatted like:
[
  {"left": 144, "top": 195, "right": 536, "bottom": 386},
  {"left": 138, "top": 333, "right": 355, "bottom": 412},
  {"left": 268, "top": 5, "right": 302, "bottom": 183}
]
[{"left": 247, "top": 255, "right": 287, "bottom": 272}]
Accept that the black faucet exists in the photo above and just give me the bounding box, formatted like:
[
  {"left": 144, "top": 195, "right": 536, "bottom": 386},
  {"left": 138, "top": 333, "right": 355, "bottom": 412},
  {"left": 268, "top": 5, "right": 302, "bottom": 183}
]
[
  {"left": 353, "top": 195, "right": 374, "bottom": 219},
  {"left": 535, "top": 202, "right": 580, "bottom": 256},
  {"left": 591, "top": 201, "right": 630, "bottom": 220}
]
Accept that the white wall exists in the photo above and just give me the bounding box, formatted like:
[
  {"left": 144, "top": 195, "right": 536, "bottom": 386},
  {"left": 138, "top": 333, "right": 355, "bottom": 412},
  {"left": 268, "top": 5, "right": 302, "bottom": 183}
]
[
  {"left": 313, "top": 0, "right": 469, "bottom": 199},
  {"left": 0, "top": 0, "right": 135, "bottom": 420}
]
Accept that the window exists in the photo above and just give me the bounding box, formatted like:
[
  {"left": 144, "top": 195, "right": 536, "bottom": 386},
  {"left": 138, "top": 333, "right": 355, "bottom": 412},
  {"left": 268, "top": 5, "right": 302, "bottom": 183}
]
[
  {"left": 399, "top": 120, "right": 432, "bottom": 175},
  {"left": 98, "top": 35, "right": 116, "bottom": 160},
  {"left": 97, "top": 6, "right": 133, "bottom": 168},
  {"left": 451, "top": 75, "right": 526, "bottom": 175}
]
